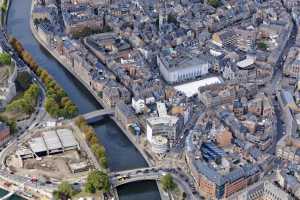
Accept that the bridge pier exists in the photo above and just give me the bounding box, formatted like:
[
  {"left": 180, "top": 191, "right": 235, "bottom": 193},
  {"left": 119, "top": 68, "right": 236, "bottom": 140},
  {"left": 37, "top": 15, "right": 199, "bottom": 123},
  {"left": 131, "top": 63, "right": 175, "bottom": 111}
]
[{"left": 111, "top": 187, "right": 119, "bottom": 200}]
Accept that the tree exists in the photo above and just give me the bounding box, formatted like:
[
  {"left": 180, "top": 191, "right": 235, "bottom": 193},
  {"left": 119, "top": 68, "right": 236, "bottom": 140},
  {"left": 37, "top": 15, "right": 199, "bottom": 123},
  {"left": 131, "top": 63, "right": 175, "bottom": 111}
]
[
  {"left": 8, "top": 37, "right": 77, "bottom": 119},
  {"left": 208, "top": 0, "right": 220, "bottom": 8},
  {"left": 16, "top": 71, "right": 32, "bottom": 90},
  {"left": 36, "top": 67, "right": 43, "bottom": 76},
  {"left": 160, "top": 174, "right": 177, "bottom": 191},
  {"left": 85, "top": 170, "right": 110, "bottom": 193},
  {"left": 91, "top": 143, "right": 107, "bottom": 168},
  {"left": 99, "top": 156, "right": 108, "bottom": 169},
  {"left": 1, "top": 0, "right": 7, "bottom": 13},
  {"left": 83, "top": 126, "right": 95, "bottom": 141},
  {"left": 182, "top": 192, "right": 187, "bottom": 199},
  {"left": 257, "top": 42, "right": 268, "bottom": 51},
  {"left": 61, "top": 96, "right": 71, "bottom": 107},
  {"left": 89, "top": 135, "right": 99, "bottom": 145},
  {"left": 92, "top": 144, "right": 106, "bottom": 158},
  {"left": 45, "top": 97, "right": 59, "bottom": 117},
  {"left": 64, "top": 104, "right": 78, "bottom": 118},
  {"left": 9, "top": 37, "right": 24, "bottom": 53},
  {"left": 6, "top": 84, "right": 39, "bottom": 115},
  {"left": 53, "top": 181, "right": 75, "bottom": 200},
  {"left": 74, "top": 116, "right": 86, "bottom": 129},
  {"left": 167, "top": 14, "right": 178, "bottom": 26},
  {"left": 0, "top": 53, "right": 11, "bottom": 65},
  {"left": 0, "top": 115, "right": 17, "bottom": 134}
]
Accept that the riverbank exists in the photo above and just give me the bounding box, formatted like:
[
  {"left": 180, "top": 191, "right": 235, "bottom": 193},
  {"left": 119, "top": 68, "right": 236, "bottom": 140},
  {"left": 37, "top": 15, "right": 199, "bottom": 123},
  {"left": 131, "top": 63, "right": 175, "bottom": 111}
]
[
  {"left": 29, "top": 0, "right": 154, "bottom": 168},
  {"left": 30, "top": 16, "right": 166, "bottom": 200},
  {"left": 29, "top": 0, "right": 165, "bottom": 199}
]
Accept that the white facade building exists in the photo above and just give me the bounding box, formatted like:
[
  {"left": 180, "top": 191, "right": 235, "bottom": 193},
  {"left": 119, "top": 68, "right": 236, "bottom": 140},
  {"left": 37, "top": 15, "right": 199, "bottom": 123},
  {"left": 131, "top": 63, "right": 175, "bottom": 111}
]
[
  {"left": 156, "top": 102, "right": 167, "bottom": 116},
  {"left": 157, "top": 53, "right": 211, "bottom": 84},
  {"left": 151, "top": 135, "right": 168, "bottom": 154},
  {"left": 146, "top": 115, "right": 179, "bottom": 144},
  {"left": 229, "top": 181, "right": 292, "bottom": 200},
  {"left": 131, "top": 97, "right": 145, "bottom": 114}
]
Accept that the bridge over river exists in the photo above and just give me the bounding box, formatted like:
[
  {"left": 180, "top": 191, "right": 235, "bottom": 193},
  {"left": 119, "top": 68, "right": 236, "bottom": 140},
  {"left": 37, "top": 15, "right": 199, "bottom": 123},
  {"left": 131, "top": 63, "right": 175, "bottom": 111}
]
[
  {"left": 82, "top": 109, "right": 114, "bottom": 123},
  {"left": 109, "top": 167, "right": 199, "bottom": 200}
]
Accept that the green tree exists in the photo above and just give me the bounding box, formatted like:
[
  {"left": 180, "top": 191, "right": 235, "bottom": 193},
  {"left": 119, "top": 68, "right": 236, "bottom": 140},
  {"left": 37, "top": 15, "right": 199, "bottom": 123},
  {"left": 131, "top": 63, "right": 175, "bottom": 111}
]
[
  {"left": 61, "top": 96, "right": 71, "bottom": 106},
  {"left": 45, "top": 97, "right": 59, "bottom": 117},
  {"left": 64, "top": 104, "right": 78, "bottom": 118},
  {"left": 6, "top": 84, "right": 39, "bottom": 115},
  {"left": 35, "top": 67, "right": 43, "bottom": 76},
  {"left": 99, "top": 156, "right": 108, "bottom": 169},
  {"left": 92, "top": 144, "right": 106, "bottom": 159},
  {"left": 257, "top": 42, "right": 268, "bottom": 50},
  {"left": 16, "top": 71, "right": 32, "bottom": 90},
  {"left": 1, "top": 0, "right": 7, "bottom": 13},
  {"left": 160, "top": 174, "right": 177, "bottom": 191},
  {"left": 85, "top": 170, "right": 110, "bottom": 193},
  {"left": 0, "top": 53, "right": 11, "bottom": 65},
  {"left": 53, "top": 181, "right": 75, "bottom": 200},
  {"left": 208, "top": 0, "right": 220, "bottom": 8},
  {"left": 167, "top": 14, "right": 178, "bottom": 25},
  {"left": 9, "top": 37, "right": 78, "bottom": 119},
  {"left": 0, "top": 115, "right": 17, "bottom": 134},
  {"left": 182, "top": 192, "right": 187, "bottom": 199},
  {"left": 91, "top": 143, "right": 107, "bottom": 168}
]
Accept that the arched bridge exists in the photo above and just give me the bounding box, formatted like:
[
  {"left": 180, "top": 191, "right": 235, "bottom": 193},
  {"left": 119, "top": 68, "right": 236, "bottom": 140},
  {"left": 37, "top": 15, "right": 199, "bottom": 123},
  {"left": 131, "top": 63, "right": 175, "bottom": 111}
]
[
  {"left": 109, "top": 167, "right": 162, "bottom": 187},
  {"left": 82, "top": 109, "right": 114, "bottom": 123},
  {"left": 109, "top": 167, "right": 199, "bottom": 200}
]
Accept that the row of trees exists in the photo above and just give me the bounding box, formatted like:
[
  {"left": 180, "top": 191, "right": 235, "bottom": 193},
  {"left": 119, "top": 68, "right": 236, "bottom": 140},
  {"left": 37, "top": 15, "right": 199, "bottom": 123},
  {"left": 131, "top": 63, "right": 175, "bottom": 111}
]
[
  {"left": 6, "top": 83, "right": 40, "bottom": 115},
  {"left": 9, "top": 37, "right": 78, "bottom": 119},
  {"left": 75, "top": 116, "right": 108, "bottom": 168}
]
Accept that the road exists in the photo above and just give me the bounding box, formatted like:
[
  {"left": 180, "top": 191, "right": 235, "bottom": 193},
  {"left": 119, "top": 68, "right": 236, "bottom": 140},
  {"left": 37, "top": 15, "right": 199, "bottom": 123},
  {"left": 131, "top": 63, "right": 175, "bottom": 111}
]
[
  {"left": 0, "top": 28, "right": 51, "bottom": 197},
  {"left": 264, "top": 0, "right": 298, "bottom": 154}
]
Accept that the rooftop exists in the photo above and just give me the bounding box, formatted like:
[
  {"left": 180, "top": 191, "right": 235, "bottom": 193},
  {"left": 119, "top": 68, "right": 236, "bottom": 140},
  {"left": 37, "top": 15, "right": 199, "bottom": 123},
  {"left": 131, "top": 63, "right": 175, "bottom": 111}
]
[
  {"left": 42, "top": 130, "right": 63, "bottom": 150},
  {"left": 174, "top": 77, "right": 223, "bottom": 97},
  {"left": 56, "top": 129, "right": 79, "bottom": 148}
]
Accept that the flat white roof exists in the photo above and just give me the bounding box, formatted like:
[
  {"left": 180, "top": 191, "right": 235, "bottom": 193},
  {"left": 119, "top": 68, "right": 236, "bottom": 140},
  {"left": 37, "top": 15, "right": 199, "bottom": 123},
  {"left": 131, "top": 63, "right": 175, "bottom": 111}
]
[
  {"left": 42, "top": 130, "right": 62, "bottom": 150},
  {"left": 16, "top": 147, "right": 32, "bottom": 156},
  {"left": 174, "top": 77, "right": 223, "bottom": 97},
  {"left": 29, "top": 137, "right": 47, "bottom": 153},
  {"left": 237, "top": 56, "right": 255, "bottom": 68},
  {"left": 57, "top": 129, "right": 79, "bottom": 148},
  {"left": 156, "top": 102, "right": 167, "bottom": 117},
  {"left": 147, "top": 115, "right": 178, "bottom": 126}
]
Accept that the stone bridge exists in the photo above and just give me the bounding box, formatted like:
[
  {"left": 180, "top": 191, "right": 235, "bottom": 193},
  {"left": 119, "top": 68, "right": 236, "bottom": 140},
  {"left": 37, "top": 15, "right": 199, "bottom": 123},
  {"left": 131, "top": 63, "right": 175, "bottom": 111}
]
[
  {"left": 109, "top": 167, "right": 198, "bottom": 200},
  {"left": 82, "top": 109, "right": 114, "bottom": 123},
  {"left": 109, "top": 167, "right": 162, "bottom": 187}
]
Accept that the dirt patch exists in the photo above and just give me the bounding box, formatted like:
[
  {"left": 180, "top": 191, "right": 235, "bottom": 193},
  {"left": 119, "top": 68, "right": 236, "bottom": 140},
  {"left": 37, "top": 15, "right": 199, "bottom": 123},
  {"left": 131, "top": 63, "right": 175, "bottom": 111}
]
[{"left": 7, "top": 150, "right": 90, "bottom": 181}]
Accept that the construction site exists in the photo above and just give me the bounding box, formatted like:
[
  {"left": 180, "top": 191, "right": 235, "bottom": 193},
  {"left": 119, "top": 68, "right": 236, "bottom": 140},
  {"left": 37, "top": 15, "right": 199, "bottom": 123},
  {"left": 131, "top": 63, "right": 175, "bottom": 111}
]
[{"left": 6, "top": 125, "right": 94, "bottom": 182}]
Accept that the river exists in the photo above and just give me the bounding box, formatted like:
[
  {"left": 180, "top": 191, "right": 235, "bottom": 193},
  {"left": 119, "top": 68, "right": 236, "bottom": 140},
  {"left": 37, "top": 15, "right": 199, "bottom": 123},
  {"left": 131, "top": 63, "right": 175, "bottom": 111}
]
[{"left": 7, "top": 0, "right": 161, "bottom": 199}]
